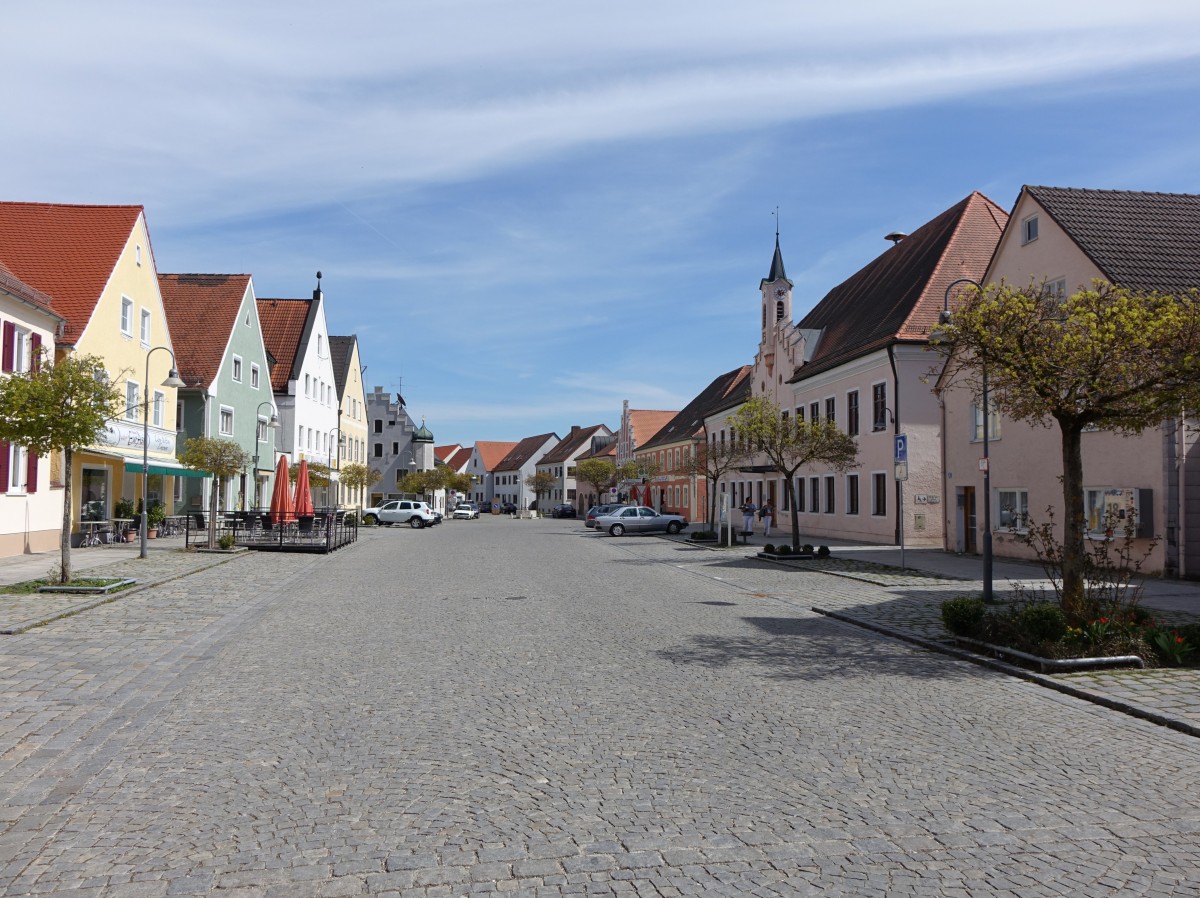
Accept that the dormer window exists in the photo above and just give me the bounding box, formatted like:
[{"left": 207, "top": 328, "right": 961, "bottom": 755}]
[{"left": 1021, "top": 215, "right": 1039, "bottom": 244}]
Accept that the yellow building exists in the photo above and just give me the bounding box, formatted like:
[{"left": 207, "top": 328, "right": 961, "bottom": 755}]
[
  {"left": 0, "top": 203, "right": 194, "bottom": 545},
  {"left": 329, "top": 335, "right": 369, "bottom": 509}
]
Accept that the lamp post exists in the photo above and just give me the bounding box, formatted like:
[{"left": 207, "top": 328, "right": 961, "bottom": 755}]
[
  {"left": 942, "top": 277, "right": 993, "bottom": 602},
  {"left": 141, "top": 347, "right": 187, "bottom": 559},
  {"left": 252, "top": 402, "right": 280, "bottom": 510}
]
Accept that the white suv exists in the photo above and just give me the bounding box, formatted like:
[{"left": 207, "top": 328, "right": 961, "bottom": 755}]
[{"left": 362, "top": 500, "right": 437, "bottom": 528}]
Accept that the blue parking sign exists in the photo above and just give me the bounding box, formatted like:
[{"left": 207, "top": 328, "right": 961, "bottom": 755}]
[{"left": 894, "top": 434, "right": 908, "bottom": 462}]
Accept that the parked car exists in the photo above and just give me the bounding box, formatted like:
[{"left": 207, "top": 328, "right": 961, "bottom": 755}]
[
  {"left": 550, "top": 503, "right": 577, "bottom": 518},
  {"left": 584, "top": 504, "right": 619, "bottom": 528},
  {"left": 361, "top": 500, "right": 438, "bottom": 528},
  {"left": 500, "top": 502, "right": 518, "bottom": 514},
  {"left": 478, "top": 501, "right": 493, "bottom": 513},
  {"left": 452, "top": 502, "right": 479, "bottom": 519},
  {"left": 594, "top": 505, "right": 688, "bottom": 536}
]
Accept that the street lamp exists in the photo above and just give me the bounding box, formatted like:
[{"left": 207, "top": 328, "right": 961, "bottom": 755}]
[
  {"left": 252, "top": 402, "right": 280, "bottom": 509},
  {"left": 943, "top": 277, "right": 993, "bottom": 602},
  {"left": 326, "top": 426, "right": 343, "bottom": 508},
  {"left": 141, "top": 346, "right": 187, "bottom": 559}
]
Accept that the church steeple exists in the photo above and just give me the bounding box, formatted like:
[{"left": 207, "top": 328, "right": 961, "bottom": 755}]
[{"left": 765, "top": 235, "right": 787, "bottom": 284}]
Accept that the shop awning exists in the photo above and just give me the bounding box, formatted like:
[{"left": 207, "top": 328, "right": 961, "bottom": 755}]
[{"left": 123, "top": 461, "right": 210, "bottom": 478}]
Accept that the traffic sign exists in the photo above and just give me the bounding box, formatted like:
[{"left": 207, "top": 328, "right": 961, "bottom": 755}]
[
  {"left": 895, "top": 461, "right": 909, "bottom": 482},
  {"left": 894, "top": 433, "right": 908, "bottom": 462}
]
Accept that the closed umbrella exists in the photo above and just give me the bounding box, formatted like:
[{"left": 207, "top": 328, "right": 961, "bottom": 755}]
[
  {"left": 293, "top": 458, "right": 315, "bottom": 518},
  {"left": 269, "top": 456, "right": 294, "bottom": 524}
]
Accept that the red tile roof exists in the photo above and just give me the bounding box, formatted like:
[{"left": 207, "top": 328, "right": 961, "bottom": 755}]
[
  {"left": 446, "top": 447, "right": 472, "bottom": 470},
  {"left": 791, "top": 191, "right": 1007, "bottom": 381},
  {"left": 435, "top": 444, "right": 462, "bottom": 462},
  {"left": 0, "top": 202, "right": 143, "bottom": 344},
  {"left": 0, "top": 262, "right": 60, "bottom": 319},
  {"left": 257, "top": 298, "right": 313, "bottom": 392},
  {"left": 627, "top": 410, "right": 676, "bottom": 447},
  {"left": 159, "top": 274, "right": 251, "bottom": 389},
  {"left": 495, "top": 433, "right": 559, "bottom": 472},
  {"left": 474, "top": 440, "right": 519, "bottom": 472}
]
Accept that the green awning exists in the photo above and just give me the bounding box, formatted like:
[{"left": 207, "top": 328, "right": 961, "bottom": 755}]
[{"left": 124, "top": 462, "right": 210, "bottom": 478}]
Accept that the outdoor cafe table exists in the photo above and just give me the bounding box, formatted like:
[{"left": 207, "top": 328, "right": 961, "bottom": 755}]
[{"left": 78, "top": 520, "right": 110, "bottom": 547}]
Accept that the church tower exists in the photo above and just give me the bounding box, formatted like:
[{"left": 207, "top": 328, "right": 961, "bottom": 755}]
[
  {"left": 752, "top": 228, "right": 801, "bottom": 405},
  {"left": 759, "top": 233, "right": 792, "bottom": 337}
]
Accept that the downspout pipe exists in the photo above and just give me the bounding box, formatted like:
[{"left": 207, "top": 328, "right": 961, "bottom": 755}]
[{"left": 888, "top": 344, "right": 901, "bottom": 545}]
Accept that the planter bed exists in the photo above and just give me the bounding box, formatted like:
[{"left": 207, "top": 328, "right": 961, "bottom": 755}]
[
  {"left": 952, "top": 634, "right": 1145, "bottom": 673},
  {"left": 38, "top": 578, "right": 138, "bottom": 595}
]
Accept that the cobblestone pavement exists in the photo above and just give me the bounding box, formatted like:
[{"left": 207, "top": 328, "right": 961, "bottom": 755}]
[{"left": 2, "top": 521, "right": 1200, "bottom": 896}]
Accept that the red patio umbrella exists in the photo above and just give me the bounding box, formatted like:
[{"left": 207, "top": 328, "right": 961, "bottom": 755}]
[
  {"left": 269, "top": 455, "right": 295, "bottom": 524},
  {"left": 293, "top": 458, "right": 315, "bottom": 518}
]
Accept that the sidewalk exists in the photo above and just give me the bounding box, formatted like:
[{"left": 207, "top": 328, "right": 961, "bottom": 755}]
[
  {"left": 0, "top": 540, "right": 243, "bottom": 634},
  {"left": 691, "top": 527, "right": 1200, "bottom": 737}
]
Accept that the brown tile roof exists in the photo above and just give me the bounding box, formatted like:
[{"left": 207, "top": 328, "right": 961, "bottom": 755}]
[
  {"left": 0, "top": 202, "right": 143, "bottom": 343},
  {"left": 446, "top": 447, "right": 473, "bottom": 470},
  {"left": 1025, "top": 186, "right": 1200, "bottom": 291},
  {"left": 159, "top": 274, "right": 251, "bottom": 389},
  {"left": 257, "top": 298, "right": 313, "bottom": 392},
  {"left": 627, "top": 410, "right": 676, "bottom": 447},
  {"left": 474, "top": 440, "right": 519, "bottom": 472},
  {"left": 791, "top": 191, "right": 1007, "bottom": 382},
  {"left": 640, "top": 366, "right": 751, "bottom": 450},
  {"left": 0, "top": 261, "right": 60, "bottom": 319},
  {"left": 495, "top": 433, "right": 559, "bottom": 472},
  {"left": 577, "top": 440, "right": 617, "bottom": 461},
  {"left": 434, "top": 444, "right": 462, "bottom": 462},
  {"left": 539, "top": 424, "right": 611, "bottom": 464}
]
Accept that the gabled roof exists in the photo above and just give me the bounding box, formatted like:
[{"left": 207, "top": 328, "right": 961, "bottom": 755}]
[
  {"left": 1024, "top": 186, "right": 1200, "bottom": 291},
  {"left": 445, "top": 447, "right": 472, "bottom": 471},
  {"left": 495, "top": 433, "right": 559, "bottom": 472},
  {"left": 258, "top": 297, "right": 315, "bottom": 392},
  {"left": 577, "top": 439, "right": 617, "bottom": 462},
  {"left": 328, "top": 335, "right": 358, "bottom": 400},
  {"left": 159, "top": 274, "right": 251, "bottom": 390},
  {"left": 435, "top": 444, "right": 463, "bottom": 462},
  {"left": 539, "top": 424, "right": 611, "bottom": 464},
  {"left": 640, "top": 366, "right": 751, "bottom": 451},
  {"left": 790, "top": 191, "right": 1007, "bottom": 382},
  {"left": 626, "top": 410, "right": 676, "bottom": 446},
  {"left": 0, "top": 202, "right": 143, "bottom": 343},
  {"left": 474, "top": 440, "right": 519, "bottom": 472}
]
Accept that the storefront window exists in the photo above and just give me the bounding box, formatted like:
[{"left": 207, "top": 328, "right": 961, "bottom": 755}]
[{"left": 80, "top": 467, "right": 109, "bottom": 521}]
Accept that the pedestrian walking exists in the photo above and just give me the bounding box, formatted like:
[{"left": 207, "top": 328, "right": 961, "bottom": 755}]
[
  {"left": 741, "top": 500, "right": 757, "bottom": 534},
  {"left": 760, "top": 501, "right": 774, "bottom": 537}
]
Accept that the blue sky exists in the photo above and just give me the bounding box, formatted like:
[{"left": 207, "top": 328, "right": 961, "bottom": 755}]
[{"left": 5, "top": 1, "right": 1200, "bottom": 446}]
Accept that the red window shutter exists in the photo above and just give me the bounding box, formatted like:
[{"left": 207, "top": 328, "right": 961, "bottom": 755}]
[
  {"left": 1, "top": 322, "right": 13, "bottom": 373},
  {"left": 26, "top": 450, "right": 38, "bottom": 494},
  {"left": 0, "top": 441, "right": 9, "bottom": 493},
  {"left": 30, "top": 333, "right": 42, "bottom": 373}
]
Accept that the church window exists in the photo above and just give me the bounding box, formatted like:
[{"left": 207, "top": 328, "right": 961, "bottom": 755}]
[{"left": 776, "top": 300, "right": 785, "bottom": 321}]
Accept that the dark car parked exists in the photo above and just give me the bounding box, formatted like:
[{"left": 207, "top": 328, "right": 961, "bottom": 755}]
[
  {"left": 500, "top": 502, "right": 518, "bottom": 514},
  {"left": 478, "top": 501, "right": 493, "bottom": 513},
  {"left": 550, "top": 503, "right": 577, "bottom": 518},
  {"left": 585, "top": 504, "right": 618, "bottom": 528}
]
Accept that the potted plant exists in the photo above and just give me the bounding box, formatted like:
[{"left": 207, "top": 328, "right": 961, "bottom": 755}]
[
  {"left": 114, "top": 498, "right": 137, "bottom": 541},
  {"left": 146, "top": 502, "right": 166, "bottom": 539}
]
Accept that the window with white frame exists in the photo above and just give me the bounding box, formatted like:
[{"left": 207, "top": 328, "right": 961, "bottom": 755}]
[
  {"left": 139, "top": 308, "right": 151, "bottom": 345},
  {"left": 8, "top": 444, "right": 27, "bottom": 492},
  {"left": 1044, "top": 278, "right": 1067, "bottom": 299},
  {"left": 126, "top": 381, "right": 140, "bottom": 421},
  {"left": 796, "top": 477, "right": 805, "bottom": 512},
  {"left": 847, "top": 390, "right": 859, "bottom": 436},
  {"left": 176, "top": 400, "right": 184, "bottom": 431},
  {"left": 872, "top": 382, "right": 888, "bottom": 431},
  {"left": 152, "top": 391, "right": 165, "bottom": 427},
  {"left": 232, "top": 356, "right": 243, "bottom": 382},
  {"left": 872, "top": 472, "right": 887, "bottom": 516},
  {"left": 1021, "top": 214, "right": 1039, "bottom": 244},
  {"left": 809, "top": 477, "right": 819, "bottom": 513},
  {"left": 4, "top": 323, "right": 30, "bottom": 373},
  {"left": 971, "top": 397, "right": 1002, "bottom": 441},
  {"left": 824, "top": 475, "right": 836, "bottom": 513},
  {"left": 219, "top": 406, "right": 234, "bottom": 435},
  {"left": 120, "top": 297, "right": 134, "bottom": 336},
  {"left": 847, "top": 474, "right": 860, "bottom": 515},
  {"left": 997, "top": 488, "right": 1029, "bottom": 531},
  {"left": 250, "top": 364, "right": 260, "bottom": 389}
]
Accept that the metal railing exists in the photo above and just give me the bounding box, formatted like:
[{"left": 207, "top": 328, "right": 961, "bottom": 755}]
[{"left": 184, "top": 507, "right": 358, "bottom": 553}]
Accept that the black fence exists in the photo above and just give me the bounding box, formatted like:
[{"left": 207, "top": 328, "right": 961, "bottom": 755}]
[{"left": 184, "top": 507, "right": 358, "bottom": 553}]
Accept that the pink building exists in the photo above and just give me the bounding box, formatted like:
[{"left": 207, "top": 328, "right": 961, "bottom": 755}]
[{"left": 939, "top": 186, "right": 1200, "bottom": 578}]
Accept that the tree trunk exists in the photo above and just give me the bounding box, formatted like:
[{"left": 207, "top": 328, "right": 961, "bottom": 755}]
[
  {"left": 59, "top": 445, "right": 73, "bottom": 583},
  {"left": 1059, "top": 422, "right": 1087, "bottom": 616},
  {"left": 207, "top": 476, "right": 220, "bottom": 549},
  {"left": 785, "top": 473, "right": 801, "bottom": 550}
]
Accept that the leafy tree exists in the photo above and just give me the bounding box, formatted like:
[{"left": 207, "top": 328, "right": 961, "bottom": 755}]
[
  {"left": 730, "top": 395, "right": 860, "bottom": 550},
  {"left": 442, "top": 469, "right": 474, "bottom": 497},
  {"left": 287, "top": 460, "right": 331, "bottom": 488},
  {"left": 339, "top": 462, "right": 381, "bottom": 511},
  {"left": 683, "top": 437, "right": 752, "bottom": 528},
  {"left": 178, "top": 436, "right": 250, "bottom": 549},
  {"left": 524, "top": 470, "right": 556, "bottom": 510},
  {"left": 936, "top": 280, "right": 1200, "bottom": 613},
  {"left": 0, "top": 351, "right": 122, "bottom": 583},
  {"left": 576, "top": 458, "right": 617, "bottom": 507}
]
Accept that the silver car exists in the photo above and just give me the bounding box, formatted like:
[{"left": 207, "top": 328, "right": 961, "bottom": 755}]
[{"left": 595, "top": 505, "right": 687, "bottom": 536}]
